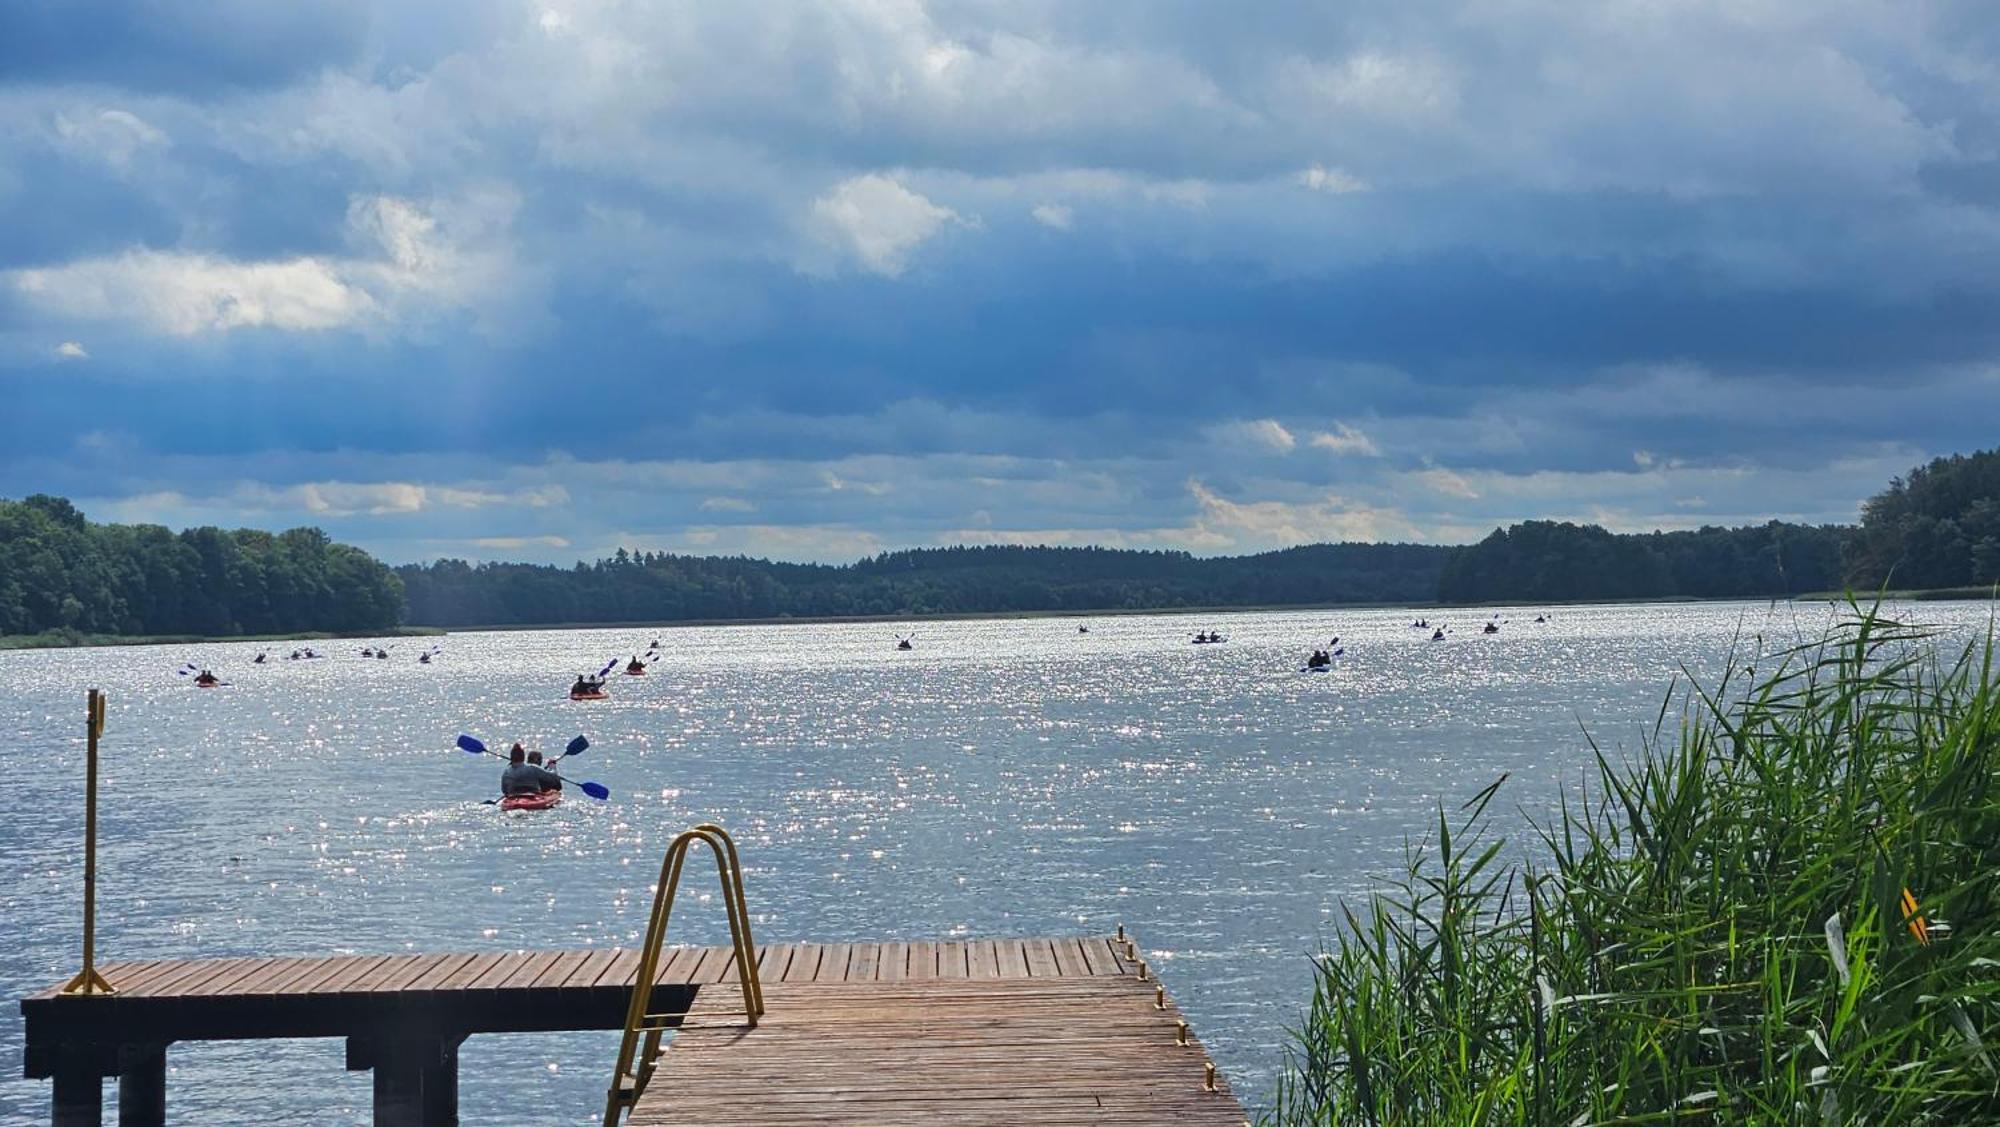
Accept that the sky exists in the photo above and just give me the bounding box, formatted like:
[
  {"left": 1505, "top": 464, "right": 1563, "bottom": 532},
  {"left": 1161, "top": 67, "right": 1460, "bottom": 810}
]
[{"left": 3, "top": 1, "right": 1998, "bottom": 565}]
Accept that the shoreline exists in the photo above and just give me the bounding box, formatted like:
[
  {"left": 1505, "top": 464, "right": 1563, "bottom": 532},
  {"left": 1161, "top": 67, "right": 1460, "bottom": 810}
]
[
  {"left": 4, "top": 589, "right": 1989, "bottom": 651},
  {"left": 0, "top": 625, "right": 445, "bottom": 652}
]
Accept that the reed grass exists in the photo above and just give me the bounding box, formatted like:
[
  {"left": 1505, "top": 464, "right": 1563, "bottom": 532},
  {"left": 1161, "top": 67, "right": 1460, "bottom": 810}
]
[{"left": 1269, "top": 605, "right": 2000, "bottom": 1124}]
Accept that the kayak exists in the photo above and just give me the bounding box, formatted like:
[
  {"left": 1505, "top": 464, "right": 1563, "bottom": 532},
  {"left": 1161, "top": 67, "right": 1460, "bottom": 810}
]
[
  {"left": 1299, "top": 665, "right": 1331, "bottom": 673},
  {"left": 500, "top": 790, "right": 562, "bottom": 812},
  {"left": 624, "top": 667, "right": 647, "bottom": 676},
  {"left": 570, "top": 689, "right": 609, "bottom": 701}
]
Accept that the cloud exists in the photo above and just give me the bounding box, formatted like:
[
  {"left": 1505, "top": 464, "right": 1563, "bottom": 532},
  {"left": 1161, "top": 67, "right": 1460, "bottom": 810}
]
[
  {"left": 163, "top": 480, "right": 571, "bottom": 518},
  {"left": 54, "top": 341, "right": 89, "bottom": 360},
  {"left": 54, "top": 108, "right": 168, "bottom": 168},
  {"left": 1211, "top": 418, "right": 1297, "bottom": 454},
  {"left": 1031, "top": 203, "right": 1074, "bottom": 229},
  {"left": 8, "top": 192, "right": 513, "bottom": 336},
  {"left": 699, "top": 496, "right": 757, "bottom": 512},
  {"left": 1307, "top": 422, "right": 1380, "bottom": 456},
  {"left": 472, "top": 535, "right": 570, "bottom": 549},
  {"left": 1188, "top": 479, "right": 1434, "bottom": 547},
  {"left": 1297, "top": 165, "right": 1368, "bottom": 194},
  {"left": 15, "top": 251, "right": 371, "bottom": 335},
  {"left": 810, "top": 174, "right": 961, "bottom": 276},
  {"left": 5, "top": 0, "right": 1999, "bottom": 567},
  {"left": 1411, "top": 464, "right": 1480, "bottom": 500}
]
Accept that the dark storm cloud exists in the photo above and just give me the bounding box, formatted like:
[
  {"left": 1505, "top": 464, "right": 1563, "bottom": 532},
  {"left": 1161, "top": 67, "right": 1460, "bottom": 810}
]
[{"left": 2, "top": 0, "right": 1997, "bottom": 560}]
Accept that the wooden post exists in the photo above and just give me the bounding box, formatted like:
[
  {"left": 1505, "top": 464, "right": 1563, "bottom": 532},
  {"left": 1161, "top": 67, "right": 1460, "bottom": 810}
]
[
  {"left": 63, "top": 690, "right": 114, "bottom": 996},
  {"left": 51, "top": 1057, "right": 103, "bottom": 1127},
  {"left": 116, "top": 1044, "right": 166, "bottom": 1127},
  {"left": 352, "top": 1033, "right": 463, "bottom": 1127}
]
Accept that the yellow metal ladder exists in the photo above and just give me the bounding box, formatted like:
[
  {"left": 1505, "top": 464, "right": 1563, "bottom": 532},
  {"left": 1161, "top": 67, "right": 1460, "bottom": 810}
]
[{"left": 602, "top": 823, "right": 764, "bottom": 1126}]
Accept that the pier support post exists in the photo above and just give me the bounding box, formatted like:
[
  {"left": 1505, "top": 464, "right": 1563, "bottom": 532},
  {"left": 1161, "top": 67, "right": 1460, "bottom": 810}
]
[
  {"left": 50, "top": 1058, "right": 102, "bottom": 1127},
  {"left": 116, "top": 1044, "right": 166, "bottom": 1127},
  {"left": 349, "top": 1032, "right": 464, "bottom": 1127}
]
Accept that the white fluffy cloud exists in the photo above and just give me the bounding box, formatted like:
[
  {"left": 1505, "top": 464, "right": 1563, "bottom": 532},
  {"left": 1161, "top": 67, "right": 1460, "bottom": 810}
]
[
  {"left": 810, "top": 173, "right": 962, "bottom": 276},
  {"left": 9, "top": 191, "right": 515, "bottom": 336},
  {"left": 15, "top": 251, "right": 371, "bottom": 335}
]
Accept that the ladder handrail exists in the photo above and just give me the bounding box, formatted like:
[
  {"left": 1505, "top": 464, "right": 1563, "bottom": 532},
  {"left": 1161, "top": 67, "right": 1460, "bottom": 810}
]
[{"left": 602, "top": 824, "right": 763, "bottom": 1126}]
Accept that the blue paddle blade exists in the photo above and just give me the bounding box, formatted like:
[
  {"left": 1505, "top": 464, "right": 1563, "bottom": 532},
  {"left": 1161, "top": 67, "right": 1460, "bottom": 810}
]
[
  {"left": 580, "top": 781, "right": 610, "bottom": 800},
  {"left": 597, "top": 658, "right": 617, "bottom": 678},
  {"left": 456, "top": 733, "right": 488, "bottom": 755},
  {"left": 566, "top": 735, "right": 588, "bottom": 757}
]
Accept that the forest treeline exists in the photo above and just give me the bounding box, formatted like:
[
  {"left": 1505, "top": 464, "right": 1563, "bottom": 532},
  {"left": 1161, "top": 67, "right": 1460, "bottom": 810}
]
[
  {"left": 395, "top": 542, "right": 1452, "bottom": 625},
  {"left": 0, "top": 494, "right": 403, "bottom": 637},
  {"left": 4, "top": 448, "right": 1996, "bottom": 639}
]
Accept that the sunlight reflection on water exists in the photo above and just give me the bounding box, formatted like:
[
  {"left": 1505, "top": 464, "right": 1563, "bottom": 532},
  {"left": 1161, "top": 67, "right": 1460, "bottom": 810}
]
[{"left": 2, "top": 600, "right": 1988, "bottom": 1123}]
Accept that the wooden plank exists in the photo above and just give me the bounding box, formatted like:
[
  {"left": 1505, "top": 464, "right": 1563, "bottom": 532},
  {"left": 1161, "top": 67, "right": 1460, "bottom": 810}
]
[
  {"left": 1072, "top": 936, "right": 1110, "bottom": 976},
  {"left": 936, "top": 941, "right": 970, "bottom": 979},
  {"left": 813, "top": 943, "right": 852, "bottom": 983},
  {"left": 755, "top": 943, "right": 795, "bottom": 983},
  {"left": 966, "top": 939, "right": 999, "bottom": 978},
  {"left": 208, "top": 957, "right": 316, "bottom": 997},
  {"left": 846, "top": 942, "right": 881, "bottom": 982},
  {"left": 381, "top": 951, "right": 477, "bottom": 994},
  {"left": 1022, "top": 938, "right": 1059, "bottom": 978},
  {"left": 559, "top": 947, "right": 622, "bottom": 989},
  {"left": 875, "top": 942, "right": 906, "bottom": 982},
  {"left": 780, "top": 943, "right": 823, "bottom": 983},
  {"left": 497, "top": 950, "right": 571, "bottom": 991},
  {"left": 905, "top": 941, "right": 936, "bottom": 981}
]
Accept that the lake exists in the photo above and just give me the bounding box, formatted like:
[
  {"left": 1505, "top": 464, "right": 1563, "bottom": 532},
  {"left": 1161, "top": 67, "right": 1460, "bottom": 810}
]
[{"left": 2, "top": 599, "right": 1987, "bottom": 1124}]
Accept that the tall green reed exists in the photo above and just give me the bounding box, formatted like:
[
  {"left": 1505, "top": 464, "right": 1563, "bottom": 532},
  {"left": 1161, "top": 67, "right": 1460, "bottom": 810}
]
[{"left": 1269, "top": 606, "right": 1999, "bottom": 1124}]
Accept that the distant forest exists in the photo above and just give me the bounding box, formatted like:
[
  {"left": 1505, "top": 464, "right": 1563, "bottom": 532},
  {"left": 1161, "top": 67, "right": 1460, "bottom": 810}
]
[
  {"left": 396, "top": 543, "right": 1452, "bottom": 626},
  {"left": 3, "top": 448, "right": 1997, "bottom": 640},
  {"left": 0, "top": 495, "right": 403, "bottom": 637}
]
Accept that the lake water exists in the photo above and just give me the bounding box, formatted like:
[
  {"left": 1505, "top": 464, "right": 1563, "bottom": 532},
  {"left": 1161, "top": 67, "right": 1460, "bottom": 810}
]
[{"left": 2, "top": 600, "right": 1989, "bottom": 1124}]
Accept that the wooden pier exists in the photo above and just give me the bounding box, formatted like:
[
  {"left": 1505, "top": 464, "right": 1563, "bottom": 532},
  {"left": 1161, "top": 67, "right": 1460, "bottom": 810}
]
[{"left": 21, "top": 936, "right": 1245, "bottom": 1126}]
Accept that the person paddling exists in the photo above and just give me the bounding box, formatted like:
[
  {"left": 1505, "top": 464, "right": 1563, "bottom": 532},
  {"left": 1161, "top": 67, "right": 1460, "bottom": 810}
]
[
  {"left": 526, "top": 750, "right": 563, "bottom": 793},
  {"left": 502, "top": 743, "right": 561, "bottom": 797},
  {"left": 193, "top": 669, "right": 220, "bottom": 687}
]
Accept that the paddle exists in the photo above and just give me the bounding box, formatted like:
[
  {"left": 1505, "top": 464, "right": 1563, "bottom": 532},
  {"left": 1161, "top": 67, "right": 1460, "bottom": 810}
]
[
  {"left": 456, "top": 733, "right": 610, "bottom": 800},
  {"left": 549, "top": 734, "right": 589, "bottom": 765}
]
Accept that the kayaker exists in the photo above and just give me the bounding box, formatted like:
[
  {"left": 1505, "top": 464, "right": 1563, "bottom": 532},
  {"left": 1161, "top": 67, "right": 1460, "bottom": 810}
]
[
  {"left": 193, "top": 669, "right": 219, "bottom": 687},
  {"left": 502, "top": 743, "right": 560, "bottom": 797},
  {"left": 526, "top": 750, "right": 563, "bottom": 793},
  {"left": 571, "top": 674, "right": 590, "bottom": 696}
]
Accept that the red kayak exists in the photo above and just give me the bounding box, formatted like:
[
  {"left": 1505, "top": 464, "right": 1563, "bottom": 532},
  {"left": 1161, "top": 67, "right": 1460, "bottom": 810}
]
[
  {"left": 500, "top": 790, "right": 562, "bottom": 812},
  {"left": 570, "top": 689, "right": 609, "bottom": 701},
  {"left": 623, "top": 666, "right": 647, "bottom": 676}
]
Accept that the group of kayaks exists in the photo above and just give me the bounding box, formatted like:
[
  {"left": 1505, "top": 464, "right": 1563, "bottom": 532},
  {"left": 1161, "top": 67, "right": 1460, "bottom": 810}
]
[{"left": 567, "top": 642, "right": 662, "bottom": 700}]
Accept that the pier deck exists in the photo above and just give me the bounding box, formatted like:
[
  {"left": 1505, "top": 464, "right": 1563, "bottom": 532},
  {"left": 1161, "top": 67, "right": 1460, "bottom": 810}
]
[{"left": 22, "top": 936, "right": 1244, "bottom": 1126}]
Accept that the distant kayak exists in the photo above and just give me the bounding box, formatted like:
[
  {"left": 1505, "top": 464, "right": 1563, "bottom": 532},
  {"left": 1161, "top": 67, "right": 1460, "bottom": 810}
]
[
  {"left": 1299, "top": 665, "right": 1331, "bottom": 674},
  {"left": 570, "top": 690, "right": 609, "bottom": 701},
  {"left": 624, "top": 666, "right": 647, "bottom": 676},
  {"left": 500, "top": 790, "right": 562, "bottom": 812}
]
